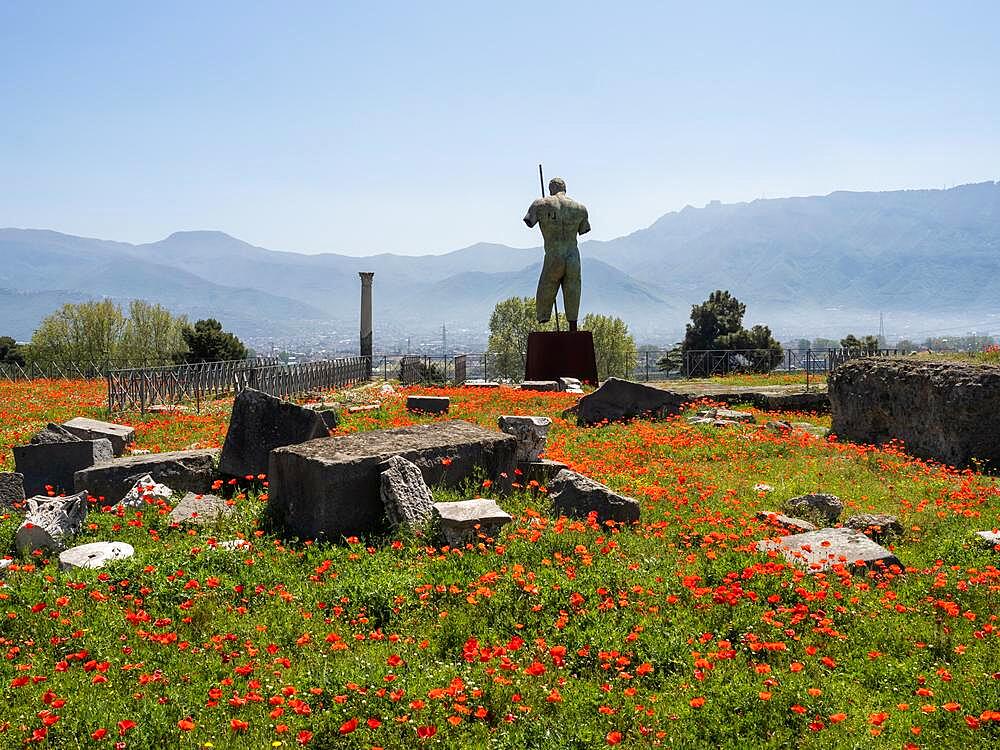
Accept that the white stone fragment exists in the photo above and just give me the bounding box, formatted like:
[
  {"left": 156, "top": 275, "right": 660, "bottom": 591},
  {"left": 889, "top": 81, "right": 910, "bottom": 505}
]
[
  {"left": 59, "top": 541, "right": 134, "bottom": 570},
  {"left": 120, "top": 474, "right": 173, "bottom": 508}
]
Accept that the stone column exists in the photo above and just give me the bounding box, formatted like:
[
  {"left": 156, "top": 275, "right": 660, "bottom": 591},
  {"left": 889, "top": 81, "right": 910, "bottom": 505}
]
[{"left": 359, "top": 273, "right": 374, "bottom": 376}]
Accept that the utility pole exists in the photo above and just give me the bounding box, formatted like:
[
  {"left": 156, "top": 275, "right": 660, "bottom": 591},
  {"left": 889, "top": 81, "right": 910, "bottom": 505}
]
[{"left": 442, "top": 323, "right": 447, "bottom": 357}]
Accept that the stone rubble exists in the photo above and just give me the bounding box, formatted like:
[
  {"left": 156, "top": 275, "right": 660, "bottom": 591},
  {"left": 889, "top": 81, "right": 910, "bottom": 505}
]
[
  {"left": 784, "top": 493, "right": 844, "bottom": 524},
  {"left": 498, "top": 415, "right": 552, "bottom": 462},
  {"left": 432, "top": 498, "right": 512, "bottom": 547},
  {"left": 843, "top": 513, "right": 903, "bottom": 541},
  {"left": 15, "top": 491, "right": 89, "bottom": 554},
  {"left": 758, "top": 527, "right": 902, "bottom": 574},
  {"left": 120, "top": 474, "right": 173, "bottom": 508},
  {"left": 0, "top": 472, "right": 25, "bottom": 506},
  {"left": 379, "top": 455, "right": 434, "bottom": 530},
  {"left": 58, "top": 541, "right": 134, "bottom": 571},
  {"left": 756, "top": 511, "right": 817, "bottom": 534},
  {"left": 547, "top": 469, "right": 641, "bottom": 524},
  {"left": 168, "top": 493, "right": 234, "bottom": 526}
]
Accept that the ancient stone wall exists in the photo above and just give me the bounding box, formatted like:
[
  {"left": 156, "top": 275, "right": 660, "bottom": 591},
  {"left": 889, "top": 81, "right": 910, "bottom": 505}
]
[{"left": 829, "top": 358, "right": 1000, "bottom": 467}]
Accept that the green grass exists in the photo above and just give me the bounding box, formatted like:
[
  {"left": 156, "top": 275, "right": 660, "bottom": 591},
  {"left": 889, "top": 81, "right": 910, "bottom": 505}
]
[{"left": 0, "top": 383, "right": 998, "bottom": 748}]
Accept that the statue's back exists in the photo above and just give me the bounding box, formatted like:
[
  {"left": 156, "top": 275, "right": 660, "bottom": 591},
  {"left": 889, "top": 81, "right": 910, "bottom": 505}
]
[{"left": 532, "top": 194, "right": 590, "bottom": 247}]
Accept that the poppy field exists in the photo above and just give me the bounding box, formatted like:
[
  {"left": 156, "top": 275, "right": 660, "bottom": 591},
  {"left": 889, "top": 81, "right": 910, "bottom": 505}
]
[{"left": 1, "top": 379, "right": 999, "bottom": 748}]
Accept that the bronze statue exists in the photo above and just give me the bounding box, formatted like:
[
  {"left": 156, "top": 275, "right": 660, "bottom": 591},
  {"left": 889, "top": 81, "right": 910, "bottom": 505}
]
[{"left": 523, "top": 176, "right": 590, "bottom": 332}]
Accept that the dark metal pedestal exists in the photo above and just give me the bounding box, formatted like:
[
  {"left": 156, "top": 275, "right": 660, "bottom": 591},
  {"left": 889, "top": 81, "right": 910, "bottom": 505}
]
[{"left": 524, "top": 331, "right": 599, "bottom": 385}]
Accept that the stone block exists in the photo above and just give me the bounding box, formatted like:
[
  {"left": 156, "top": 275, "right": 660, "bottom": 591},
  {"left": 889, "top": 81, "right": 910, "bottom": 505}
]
[
  {"left": 14, "top": 438, "right": 114, "bottom": 497},
  {"left": 830, "top": 358, "right": 1000, "bottom": 467},
  {"left": 558, "top": 377, "right": 582, "bottom": 391},
  {"left": 61, "top": 417, "right": 135, "bottom": 456},
  {"left": 498, "top": 415, "right": 552, "bottom": 462},
  {"left": 696, "top": 408, "right": 755, "bottom": 424},
  {"left": 74, "top": 449, "right": 219, "bottom": 503},
  {"left": 516, "top": 459, "right": 568, "bottom": 486},
  {"left": 547, "top": 469, "right": 641, "bottom": 524},
  {"left": 220, "top": 389, "right": 333, "bottom": 479},
  {"left": 756, "top": 511, "right": 816, "bottom": 534},
  {"left": 576, "top": 378, "right": 687, "bottom": 426},
  {"left": 269, "top": 420, "right": 516, "bottom": 540},
  {"left": 433, "top": 498, "right": 512, "bottom": 547},
  {"left": 757, "top": 527, "right": 902, "bottom": 574},
  {"left": 302, "top": 401, "right": 341, "bottom": 430},
  {"left": 380, "top": 455, "right": 434, "bottom": 529},
  {"left": 784, "top": 493, "right": 843, "bottom": 524},
  {"left": 406, "top": 395, "right": 450, "bottom": 413},
  {"left": 59, "top": 541, "right": 134, "bottom": 571},
  {"left": 15, "top": 491, "right": 88, "bottom": 554},
  {"left": 0, "top": 472, "right": 25, "bottom": 506},
  {"left": 120, "top": 474, "right": 173, "bottom": 508},
  {"left": 463, "top": 380, "right": 500, "bottom": 389},
  {"left": 974, "top": 530, "right": 999, "bottom": 549},
  {"left": 169, "top": 492, "right": 233, "bottom": 525},
  {"left": 30, "top": 423, "right": 80, "bottom": 445},
  {"left": 843, "top": 513, "right": 903, "bottom": 541},
  {"left": 520, "top": 381, "right": 560, "bottom": 392}
]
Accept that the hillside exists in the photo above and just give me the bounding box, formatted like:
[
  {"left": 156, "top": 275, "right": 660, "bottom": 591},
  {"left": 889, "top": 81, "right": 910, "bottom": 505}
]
[{"left": 1, "top": 181, "right": 998, "bottom": 346}]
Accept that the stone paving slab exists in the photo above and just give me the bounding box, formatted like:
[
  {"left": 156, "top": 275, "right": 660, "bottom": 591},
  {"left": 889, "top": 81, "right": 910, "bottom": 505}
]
[{"left": 758, "top": 527, "right": 902, "bottom": 573}]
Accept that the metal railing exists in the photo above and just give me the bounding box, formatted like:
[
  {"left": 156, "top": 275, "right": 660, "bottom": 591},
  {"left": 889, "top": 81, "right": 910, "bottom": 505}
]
[
  {"left": 0, "top": 357, "right": 185, "bottom": 381},
  {"left": 366, "top": 347, "right": 899, "bottom": 384},
  {"left": 106, "top": 356, "right": 369, "bottom": 414}
]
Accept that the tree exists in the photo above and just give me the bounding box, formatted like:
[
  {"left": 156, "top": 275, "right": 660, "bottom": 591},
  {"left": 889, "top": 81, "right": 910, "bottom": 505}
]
[
  {"left": 681, "top": 290, "right": 783, "bottom": 374},
  {"left": 581, "top": 313, "right": 637, "bottom": 380},
  {"left": 180, "top": 319, "right": 248, "bottom": 363},
  {"left": 30, "top": 299, "right": 128, "bottom": 363},
  {"left": 122, "top": 301, "right": 188, "bottom": 363},
  {"left": 28, "top": 299, "right": 190, "bottom": 365},
  {"left": 840, "top": 334, "right": 879, "bottom": 353},
  {"left": 0, "top": 336, "right": 24, "bottom": 365},
  {"left": 486, "top": 297, "right": 553, "bottom": 381},
  {"left": 896, "top": 339, "right": 918, "bottom": 354},
  {"left": 656, "top": 343, "right": 683, "bottom": 373},
  {"left": 682, "top": 290, "right": 745, "bottom": 351}
]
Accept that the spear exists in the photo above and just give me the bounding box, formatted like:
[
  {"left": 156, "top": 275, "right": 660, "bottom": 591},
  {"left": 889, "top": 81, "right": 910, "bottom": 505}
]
[{"left": 538, "top": 164, "right": 561, "bottom": 332}]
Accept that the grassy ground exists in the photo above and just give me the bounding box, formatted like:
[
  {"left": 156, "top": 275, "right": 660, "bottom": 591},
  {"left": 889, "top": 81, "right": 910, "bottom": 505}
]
[{"left": 0, "top": 381, "right": 998, "bottom": 748}]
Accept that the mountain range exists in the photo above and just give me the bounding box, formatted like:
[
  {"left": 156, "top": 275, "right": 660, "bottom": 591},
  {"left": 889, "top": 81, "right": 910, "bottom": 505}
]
[{"left": 2, "top": 181, "right": 998, "bottom": 349}]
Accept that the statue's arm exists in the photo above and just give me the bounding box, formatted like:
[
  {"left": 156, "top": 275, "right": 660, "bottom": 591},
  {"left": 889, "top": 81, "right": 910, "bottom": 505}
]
[
  {"left": 523, "top": 199, "right": 542, "bottom": 228},
  {"left": 578, "top": 208, "right": 591, "bottom": 236}
]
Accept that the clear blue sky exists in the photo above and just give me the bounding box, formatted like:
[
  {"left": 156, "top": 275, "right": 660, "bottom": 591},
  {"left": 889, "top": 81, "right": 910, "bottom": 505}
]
[{"left": 1, "top": 1, "right": 997, "bottom": 255}]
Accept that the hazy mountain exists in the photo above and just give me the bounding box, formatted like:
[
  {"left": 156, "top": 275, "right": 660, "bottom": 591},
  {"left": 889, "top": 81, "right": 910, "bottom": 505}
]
[{"left": 2, "top": 181, "right": 998, "bottom": 346}]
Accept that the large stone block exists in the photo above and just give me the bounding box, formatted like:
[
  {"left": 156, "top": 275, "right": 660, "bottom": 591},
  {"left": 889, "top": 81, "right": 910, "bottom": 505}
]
[
  {"left": 14, "top": 439, "right": 114, "bottom": 497},
  {"left": 220, "top": 389, "right": 332, "bottom": 479},
  {"left": 74, "top": 449, "right": 219, "bottom": 503},
  {"left": 758, "top": 527, "right": 902, "bottom": 574},
  {"left": 830, "top": 359, "right": 1000, "bottom": 467},
  {"left": 406, "top": 395, "right": 450, "bottom": 413},
  {"left": 269, "top": 420, "right": 517, "bottom": 540},
  {"left": 61, "top": 417, "right": 135, "bottom": 456},
  {"left": 575, "top": 378, "right": 687, "bottom": 426},
  {"left": 547, "top": 469, "right": 641, "bottom": 523},
  {"left": 0, "top": 472, "right": 25, "bottom": 506}
]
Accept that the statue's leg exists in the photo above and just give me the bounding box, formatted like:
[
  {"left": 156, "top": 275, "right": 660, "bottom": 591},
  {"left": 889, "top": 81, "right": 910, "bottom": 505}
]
[
  {"left": 535, "top": 252, "right": 564, "bottom": 323},
  {"left": 562, "top": 247, "right": 582, "bottom": 329}
]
